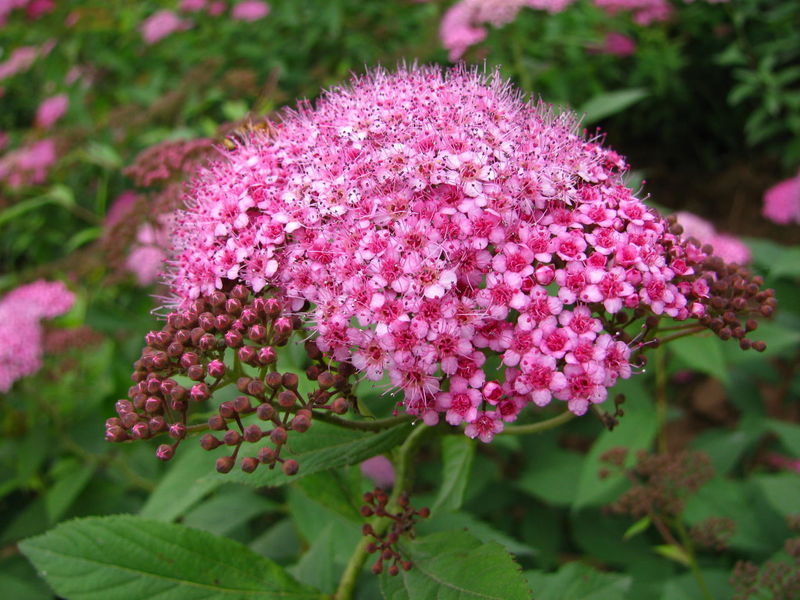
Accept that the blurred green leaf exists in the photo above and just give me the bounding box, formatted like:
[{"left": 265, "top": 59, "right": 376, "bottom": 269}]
[
  {"left": 669, "top": 335, "right": 730, "bottom": 384},
  {"left": 525, "top": 562, "right": 632, "bottom": 600},
  {"left": 580, "top": 89, "right": 648, "bottom": 124}
]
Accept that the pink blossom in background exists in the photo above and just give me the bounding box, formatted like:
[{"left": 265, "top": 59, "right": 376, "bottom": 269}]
[
  {"left": 105, "top": 190, "right": 139, "bottom": 229},
  {"left": 25, "top": 0, "right": 53, "bottom": 19},
  {"left": 593, "top": 0, "right": 673, "bottom": 26},
  {"left": 207, "top": 1, "right": 226, "bottom": 16},
  {"left": 675, "top": 211, "right": 751, "bottom": 264},
  {"left": 126, "top": 214, "right": 174, "bottom": 285},
  {"left": 441, "top": 0, "right": 576, "bottom": 60},
  {"left": 361, "top": 455, "right": 396, "bottom": 489},
  {"left": 765, "top": 453, "right": 800, "bottom": 474},
  {"left": 599, "top": 32, "right": 636, "bottom": 56},
  {"left": 140, "top": 10, "right": 190, "bottom": 45},
  {"left": 0, "top": 138, "right": 56, "bottom": 188},
  {"left": 35, "top": 94, "right": 68, "bottom": 128},
  {"left": 0, "top": 280, "right": 75, "bottom": 392},
  {"left": 231, "top": 0, "right": 270, "bottom": 21},
  {"left": 0, "top": 45, "right": 39, "bottom": 80},
  {"left": 762, "top": 173, "right": 800, "bottom": 225},
  {"left": 180, "top": 0, "right": 207, "bottom": 12},
  {"left": 0, "top": 131, "right": 7, "bottom": 151}
]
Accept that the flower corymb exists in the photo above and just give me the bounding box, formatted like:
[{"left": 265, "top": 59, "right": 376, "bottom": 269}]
[{"left": 136, "top": 65, "right": 768, "bottom": 446}]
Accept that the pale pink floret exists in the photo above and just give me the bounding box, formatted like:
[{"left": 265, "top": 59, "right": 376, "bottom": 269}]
[
  {"left": 0, "top": 138, "right": 56, "bottom": 188},
  {"left": 0, "top": 280, "right": 75, "bottom": 392},
  {"left": 593, "top": 0, "right": 672, "bottom": 25},
  {"left": 762, "top": 173, "right": 800, "bottom": 226},
  {"left": 168, "top": 66, "right": 715, "bottom": 439}
]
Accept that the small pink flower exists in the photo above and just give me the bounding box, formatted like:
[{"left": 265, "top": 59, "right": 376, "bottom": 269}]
[
  {"left": 140, "top": 10, "right": 190, "bottom": 45},
  {"left": 180, "top": 0, "right": 207, "bottom": 12},
  {"left": 361, "top": 455, "right": 396, "bottom": 488},
  {"left": 763, "top": 173, "right": 800, "bottom": 225},
  {"left": 598, "top": 32, "right": 636, "bottom": 57},
  {"left": 0, "top": 46, "right": 39, "bottom": 80},
  {"left": 35, "top": 94, "right": 68, "bottom": 128},
  {"left": 231, "top": 0, "right": 270, "bottom": 21}
]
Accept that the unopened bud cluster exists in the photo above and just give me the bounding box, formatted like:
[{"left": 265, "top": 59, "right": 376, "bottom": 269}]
[
  {"left": 105, "top": 285, "right": 357, "bottom": 475},
  {"left": 360, "top": 488, "right": 430, "bottom": 576},
  {"left": 600, "top": 448, "right": 714, "bottom": 519}
]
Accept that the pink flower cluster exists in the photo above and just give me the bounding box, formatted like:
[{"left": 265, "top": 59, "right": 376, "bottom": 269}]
[
  {"left": 0, "top": 280, "right": 74, "bottom": 392},
  {"left": 593, "top": 0, "right": 672, "bottom": 26},
  {"left": 763, "top": 172, "right": 800, "bottom": 226},
  {"left": 140, "top": 10, "right": 191, "bottom": 45},
  {"left": 0, "top": 138, "right": 56, "bottom": 188},
  {"left": 169, "top": 66, "right": 719, "bottom": 442},
  {"left": 127, "top": 216, "right": 173, "bottom": 286},
  {"left": 35, "top": 94, "right": 68, "bottom": 129},
  {"left": 440, "top": 0, "right": 576, "bottom": 60},
  {"left": 674, "top": 212, "right": 750, "bottom": 265},
  {"left": 0, "top": 0, "right": 54, "bottom": 27}
]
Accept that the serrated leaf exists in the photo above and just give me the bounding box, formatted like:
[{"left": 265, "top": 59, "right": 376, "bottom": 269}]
[
  {"left": 380, "top": 531, "right": 530, "bottom": 600},
  {"left": 19, "top": 515, "right": 323, "bottom": 600},
  {"left": 431, "top": 436, "right": 475, "bottom": 514},
  {"left": 580, "top": 89, "right": 648, "bottom": 124},
  {"left": 525, "top": 562, "right": 632, "bottom": 600},
  {"left": 623, "top": 516, "right": 651, "bottom": 540},
  {"left": 45, "top": 460, "right": 95, "bottom": 524},
  {"left": 417, "top": 511, "right": 535, "bottom": 557},
  {"left": 218, "top": 421, "right": 411, "bottom": 488}
]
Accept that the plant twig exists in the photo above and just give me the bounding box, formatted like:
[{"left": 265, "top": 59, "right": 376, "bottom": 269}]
[{"left": 502, "top": 410, "right": 576, "bottom": 435}]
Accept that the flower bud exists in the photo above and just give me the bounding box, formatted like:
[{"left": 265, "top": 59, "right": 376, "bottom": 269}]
[
  {"left": 200, "top": 433, "right": 222, "bottom": 450},
  {"left": 331, "top": 397, "right": 348, "bottom": 414},
  {"left": 225, "top": 330, "right": 243, "bottom": 348},
  {"left": 223, "top": 430, "right": 242, "bottom": 446},
  {"left": 207, "top": 359, "right": 226, "bottom": 378},
  {"left": 169, "top": 423, "right": 187, "bottom": 439},
  {"left": 243, "top": 424, "right": 263, "bottom": 442},
  {"left": 218, "top": 401, "right": 236, "bottom": 418},
  {"left": 187, "top": 364, "right": 206, "bottom": 381},
  {"left": 256, "top": 403, "right": 275, "bottom": 421},
  {"left": 156, "top": 444, "right": 175, "bottom": 461},
  {"left": 216, "top": 456, "right": 235, "bottom": 473},
  {"left": 208, "top": 414, "right": 227, "bottom": 430},
  {"left": 258, "top": 346, "right": 277, "bottom": 365},
  {"left": 241, "top": 456, "right": 259, "bottom": 473},
  {"left": 270, "top": 427, "right": 288, "bottom": 445},
  {"left": 282, "top": 459, "right": 299, "bottom": 476},
  {"left": 190, "top": 383, "right": 210, "bottom": 402},
  {"left": 282, "top": 372, "right": 298, "bottom": 389}
]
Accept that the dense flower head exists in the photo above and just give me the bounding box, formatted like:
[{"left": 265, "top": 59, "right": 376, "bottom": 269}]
[
  {"left": 140, "top": 10, "right": 191, "bottom": 45},
  {"left": 231, "top": 0, "right": 270, "bottom": 22},
  {"left": 161, "top": 65, "right": 771, "bottom": 443},
  {"left": 0, "top": 280, "right": 75, "bottom": 392},
  {"left": 593, "top": 0, "right": 673, "bottom": 26},
  {"left": 35, "top": 94, "right": 69, "bottom": 129}
]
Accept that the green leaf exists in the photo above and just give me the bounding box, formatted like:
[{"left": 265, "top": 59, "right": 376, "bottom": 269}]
[
  {"left": 19, "top": 515, "right": 323, "bottom": 600},
  {"left": 525, "top": 562, "right": 632, "bottom": 600},
  {"left": 751, "top": 474, "right": 800, "bottom": 517},
  {"left": 516, "top": 445, "right": 583, "bottom": 506},
  {"left": 417, "top": 511, "right": 535, "bottom": 557},
  {"left": 219, "top": 422, "right": 411, "bottom": 488},
  {"left": 654, "top": 545, "right": 690, "bottom": 566},
  {"left": 431, "top": 436, "right": 475, "bottom": 514},
  {"left": 182, "top": 485, "right": 279, "bottom": 536},
  {"left": 623, "top": 516, "right": 651, "bottom": 540},
  {"left": 140, "top": 442, "right": 224, "bottom": 522},
  {"left": 766, "top": 420, "right": 800, "bottom": 455},
  {"left": 669, "top": 334, "right": 730, "bottom": 384},
  {"left": 45, "top": 460, "right": 95, "bottom": 524},
  {"left": 379, "top": 531, "right": 530, "bottom": 600},
  {"left": 572, "top": 379, "right": 658, "bottom": 511},
  {"left": 580, "top": 89, "right": 648, "bottom": 124}
]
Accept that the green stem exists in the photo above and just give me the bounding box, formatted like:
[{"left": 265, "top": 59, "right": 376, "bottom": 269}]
[
  {"left": 334, "top": 423, "right": 432, "bottom": 600},
  {"left": 656, "top": 326, "right": 706, "bottom": 345},
  {"left": 502, "top": 410, "right": 575, "bottom": 435},
  {"left": 655, "top": 345, "right": 668, "bottom": 454},
  {"left": 674, "top": 519, "right": 714, "bottom": 600},
  {"left": 312, "top": 412, "right": 414, "bottom": 432}
]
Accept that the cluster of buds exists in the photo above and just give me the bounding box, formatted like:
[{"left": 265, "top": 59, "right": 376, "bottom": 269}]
[
  {"left": 600, "top": 448, "right": 714, "bottom": 519},
  {"left": 104, "top": 284, "right": 357, "bottom": 475},
  {"left": 665, "top": 216, "right": 775, "bottom": 351},
  {"left": 360, "top": 488, "right": 430, "bottom": 576},
  {"left": 689, "top": 516, "right": 735, "bottom": 551},
  {"left": 731, "top": 516, "right": 800, "bottom": 600}
]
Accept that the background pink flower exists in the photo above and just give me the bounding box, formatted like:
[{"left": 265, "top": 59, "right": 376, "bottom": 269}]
[
  {"left": 35, "top": 94, "right": 68, "bottom": 128},
  {"left": 231, "top": 0, "right": 270, "bottom": 22},
  {"left": 140, "top": 10, "right": 190, "bottom": 45},
  {"left": 762, "top": 173, "right": 800, "bottom": 225},
  {"left": 675, "top": 211, "right": 751, "bottom": 264}
]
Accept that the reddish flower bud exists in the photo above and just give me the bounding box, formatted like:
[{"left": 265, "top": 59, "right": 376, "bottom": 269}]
[
  {"left": 241, "top": 456, "right": 259, "bottom": 473},
  {"left": 270, "top": 427, "right": 288, "bottom": 445},
  {"left": 216, "top": 456, "right": 235, "bottom": 473},
  {"left": 207, "top": 359, "right": 226, "bottom": 378},
  {"left": 258, "top": 346, "right": 277, "bottom": 365},
  {"left": 282, "top": 459, "right": 299, "bottom": 476},
  {"left": 200, "top": 433, "right": 222, "bottom": 450}
]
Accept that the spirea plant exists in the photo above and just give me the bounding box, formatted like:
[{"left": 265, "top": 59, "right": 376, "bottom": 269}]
[{"left": 19, "top": 66, "right": 783, "bottom": 600}]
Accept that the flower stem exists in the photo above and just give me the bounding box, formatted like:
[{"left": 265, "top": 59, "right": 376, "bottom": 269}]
[
  {"left": 334, "top": 423, "right": 431, "bottom": 600},
  {"left": 502, "top": 410, "right": 576, "bottom": 435},
  {"left": 675, "top": 519, "right": 714, "bottom": 600},
  {"left": 656, "top": 326, "right": 706, "bottom": 345}
]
